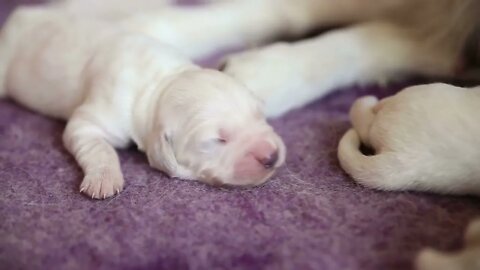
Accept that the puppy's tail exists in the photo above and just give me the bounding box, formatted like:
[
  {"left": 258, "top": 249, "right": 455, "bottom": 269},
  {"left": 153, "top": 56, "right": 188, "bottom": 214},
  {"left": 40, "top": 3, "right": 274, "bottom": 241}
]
[
  {"left": 337, "top": 129, "right": 401, "bottom": 190},
  {"left": 349, "top": 95, "right": 379, "bottom": 146},
  {"left": 339, "top": 95, "right": 406, "bottom": 190}
]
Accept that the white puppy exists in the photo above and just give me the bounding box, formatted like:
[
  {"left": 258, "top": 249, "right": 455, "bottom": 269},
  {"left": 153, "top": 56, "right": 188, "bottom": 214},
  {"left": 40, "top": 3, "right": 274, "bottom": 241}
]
[
  {"left": 338, "top": 83, "right": 480, "bottom": 195},
  {"left": 0, "top": 7, "right": 286, "bottom": 199}
]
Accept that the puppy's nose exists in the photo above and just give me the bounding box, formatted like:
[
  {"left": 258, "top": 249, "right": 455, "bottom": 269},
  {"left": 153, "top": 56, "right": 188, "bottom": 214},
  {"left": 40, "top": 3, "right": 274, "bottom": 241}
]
[{"left": 257, "top": 151, "right": 279, "bottom": 169}]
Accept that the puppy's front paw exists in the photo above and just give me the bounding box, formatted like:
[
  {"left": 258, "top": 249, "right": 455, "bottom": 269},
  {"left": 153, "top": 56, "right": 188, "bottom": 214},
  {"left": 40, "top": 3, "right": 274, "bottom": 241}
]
[{"left": 80, "top": 167, "right": 124, "bottom": 200}]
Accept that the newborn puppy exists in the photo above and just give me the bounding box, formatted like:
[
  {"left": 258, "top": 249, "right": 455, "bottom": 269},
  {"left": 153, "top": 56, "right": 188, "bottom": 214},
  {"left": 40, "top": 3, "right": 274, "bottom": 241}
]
[
  {"left": 338, "top": 83, "right": 480, "bottom": 195},
  {"left": 0, "top": 7, "right": 285, "bottom": 199}
]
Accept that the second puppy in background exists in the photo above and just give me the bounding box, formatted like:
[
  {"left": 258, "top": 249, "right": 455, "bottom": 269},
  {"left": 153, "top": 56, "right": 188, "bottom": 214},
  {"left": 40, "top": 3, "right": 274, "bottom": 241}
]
[{"left": 338, "top": 83, "right": 480, "bottom": 195}]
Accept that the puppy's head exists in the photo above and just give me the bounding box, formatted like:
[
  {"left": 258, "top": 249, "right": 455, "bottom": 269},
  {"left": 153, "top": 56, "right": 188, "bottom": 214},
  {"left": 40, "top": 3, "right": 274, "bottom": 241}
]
[{"left": 147, "top": 69, "right": 286, "bottom": 186}]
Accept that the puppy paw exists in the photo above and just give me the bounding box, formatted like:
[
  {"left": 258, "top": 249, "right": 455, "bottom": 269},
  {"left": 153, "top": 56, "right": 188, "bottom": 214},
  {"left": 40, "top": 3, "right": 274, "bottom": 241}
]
[{"left": 80, "top": 167, "right": 124, "bottom": 200}]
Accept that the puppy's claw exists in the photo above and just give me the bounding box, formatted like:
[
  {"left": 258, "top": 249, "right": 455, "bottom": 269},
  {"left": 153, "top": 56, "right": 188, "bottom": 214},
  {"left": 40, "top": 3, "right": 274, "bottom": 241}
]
[
  {"left": 80, "top": 187, "right": 85, "bottom": 193},
  {"left": 116, "top": 188, "right": 120, "bottom": 195}
]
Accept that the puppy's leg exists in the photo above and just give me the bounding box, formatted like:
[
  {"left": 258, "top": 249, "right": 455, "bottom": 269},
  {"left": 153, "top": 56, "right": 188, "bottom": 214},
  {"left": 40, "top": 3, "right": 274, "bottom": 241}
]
[
  {"left": 223, "top": 22, "right": 457, "bottom": 118},
  {"left": 63, "top": 110, "right": 125, "bottom": 200},
  {"left": 121, "top": 0, "right": 348, "bottom": 60},
  {"left": 119, "top": 0, "right": 406, "bottom": 60}
]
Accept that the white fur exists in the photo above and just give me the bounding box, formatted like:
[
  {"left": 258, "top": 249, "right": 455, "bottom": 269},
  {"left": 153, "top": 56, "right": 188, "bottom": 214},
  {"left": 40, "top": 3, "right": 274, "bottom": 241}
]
[
  {"left": 0, "top": 6, "right": 285, "bottom": 199},
  {"left": 3, "top": 2, "right": 479, "bottom": 266},
  {"left": 45, "top": 0, "right": 474, "bottom": 119},
  {"left": 134, "top": 0, "right": 478, "bottom": 197},
  {"left": 49, "top": 0, "right": 356, "bottom": 61},
  {"left": 81, "top": 0, "right": 464, "bottom": 118},
  {"left": 48, "top": 0, "right": 174, "bottom": 19},
  {"left": 339, "top": 84, "right": 480, "bottom": 267},
  {"left": 223, "top": 22, "right": 457, "bottom": 117},
  {"left": 338, "top": 83, "right": 480, "bottom": 195},
  {"left": 38, "top": 0, "right": 479, "bottom": 266}
]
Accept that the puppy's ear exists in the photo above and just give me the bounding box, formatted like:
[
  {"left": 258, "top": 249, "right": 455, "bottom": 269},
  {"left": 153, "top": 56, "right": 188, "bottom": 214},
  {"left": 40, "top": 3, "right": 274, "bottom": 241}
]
[{"left": 146, "top": 126, "right": 178, "bottom": 177}]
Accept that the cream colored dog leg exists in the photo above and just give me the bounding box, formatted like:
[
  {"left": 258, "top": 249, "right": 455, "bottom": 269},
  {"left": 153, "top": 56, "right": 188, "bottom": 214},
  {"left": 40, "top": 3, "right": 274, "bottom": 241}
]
[
  {"left": 63, "top": 112, "right": 125, "bottom": 200},
  {"left": 121, "top": 0, "right": 334, "bottom": 60},
  {"left": 223, "top": 22, "right": 456, "bottom": 118}
]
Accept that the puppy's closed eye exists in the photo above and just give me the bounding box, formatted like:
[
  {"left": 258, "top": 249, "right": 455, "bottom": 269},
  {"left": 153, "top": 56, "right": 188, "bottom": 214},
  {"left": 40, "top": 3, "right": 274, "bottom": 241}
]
[
  {"left": 199, "top": 138, "right": 227, "bottom": 153},
  {"left": 216, "top": 138, "right": 227, "bottom": 144}
]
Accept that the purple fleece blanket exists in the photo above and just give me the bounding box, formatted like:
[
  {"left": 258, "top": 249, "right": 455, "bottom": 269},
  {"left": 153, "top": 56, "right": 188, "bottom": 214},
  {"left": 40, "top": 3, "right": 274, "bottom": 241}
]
[{"left": 1, "top": 1, "right": 480, "bottom": 270}]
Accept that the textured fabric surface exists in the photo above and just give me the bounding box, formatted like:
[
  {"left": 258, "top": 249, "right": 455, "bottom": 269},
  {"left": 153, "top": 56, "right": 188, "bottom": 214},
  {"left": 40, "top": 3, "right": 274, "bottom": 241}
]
[{"left": 1, "top": 2, "right": 480, "bottom": 270}]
